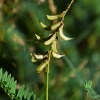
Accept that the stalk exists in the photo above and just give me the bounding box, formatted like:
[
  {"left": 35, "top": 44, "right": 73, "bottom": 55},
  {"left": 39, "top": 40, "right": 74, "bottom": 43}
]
[
  {"left": 46, "top": 51, "right": 51, "bottom": 100},
  {"left": 46, "top": 65, "right": 49, "bottom": 100}
]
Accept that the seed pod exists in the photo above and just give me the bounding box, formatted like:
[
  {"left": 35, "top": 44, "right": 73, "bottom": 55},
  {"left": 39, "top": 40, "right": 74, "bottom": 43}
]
[
  {"left": 51, "top": 21, "right": 62, "bottom": 31},
  {"left": 46, "top": 11, "right": 66, "bottom": 20},
  {"left": 58, "top": 24, "right": 74, "bottom": 41},
  {"left": 51, "top": 40, "right": 59, "bottom": 53},
  {"left": 34, "top": 54, "right": 44, "bottom": 60},
  {"left": 40, "top": 22, "right": 51, "bottom": 30},
  {"left": 35, "top": 34, "right": 41, "bottom": 40},
  {"left": 52, "top": 51, "right": 64, "bottom": 59},
  {"left": 46, "top": 15, "right": 59, "bottom": 20},
  {"left": 40, "top": 22, "right": 47, "bottom": 28},
  {"left": 31, "top": 53, "right": 37, "bottom": 62},
  {"left": 36, "top": 60, "right": 49, "bottom": 73},
  {"left": 44, "top": 33, "right": 56, "bottom": 45},
  {"left": 35, "top": 34, "right": 48, "bottom": 42}
]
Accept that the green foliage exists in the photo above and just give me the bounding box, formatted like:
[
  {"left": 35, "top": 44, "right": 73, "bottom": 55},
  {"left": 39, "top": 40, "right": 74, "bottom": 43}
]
[
  {"left": 84, "top": 80, "right": 100, "bottom": 100},
  {"left": 0, "top": 68, "right": 36, "bottom": 100}
]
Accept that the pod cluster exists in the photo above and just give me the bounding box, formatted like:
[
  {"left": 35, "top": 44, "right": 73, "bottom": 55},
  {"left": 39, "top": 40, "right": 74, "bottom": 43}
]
[{"left": 31, "top": 10, "right": 73, "bottom": 73}]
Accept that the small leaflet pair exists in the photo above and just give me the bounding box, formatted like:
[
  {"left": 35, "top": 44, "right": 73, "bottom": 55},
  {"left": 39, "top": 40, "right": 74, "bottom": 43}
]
[{"left": 84, "top": 80, "right": 100, "bottom": 100}]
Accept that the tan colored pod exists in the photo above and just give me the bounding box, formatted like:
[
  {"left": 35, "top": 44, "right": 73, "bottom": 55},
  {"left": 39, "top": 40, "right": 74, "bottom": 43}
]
[
  {"left": 31, "top": 53, "right": 37, "bottom": 62},
  {"left": 40, "top": 22, "right": 47, "bottom": 29},
  {"left": 51, "top": 21, "right": 61, "bottom": 31},
  {"left": 39, "top": 22, "right": 51, "bottom": 30},
  {"left": 58, "top": 24, "right": 74, "bottom": 41},
  {"left": 34, "top": 54, "right": 44, "bottom": 60},
  {"left": 46, "top": 15, "right": 59, "bottom": 20},
  {"left": 35, "top": 34, "right": 41, "bottom": 40},
  {"left": 52, "top": 51, "right": 64, "bottom": 59},
  {"left": 36, "top": 60, "right": 49, "bottom": 73},
  {"left": 51, "top": 40, "right": 59, "bottom": 53},
  {"left": 46, "top": 11, "right": 66, "bottom": 20},
  {"left": 44, "top": 33, "right": 56, "bottom": 45}
]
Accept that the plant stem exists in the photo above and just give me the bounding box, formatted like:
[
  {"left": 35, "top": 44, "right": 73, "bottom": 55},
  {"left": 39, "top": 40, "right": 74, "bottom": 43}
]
[
  {"left": 46, "top": 66, "right": 49, "bottom": 100},
  {"left": 46, "top": 51, "right": 51, "bottom": 100},
  {"left": 65, "top": 0, "right": 74, "bottom": 13}
]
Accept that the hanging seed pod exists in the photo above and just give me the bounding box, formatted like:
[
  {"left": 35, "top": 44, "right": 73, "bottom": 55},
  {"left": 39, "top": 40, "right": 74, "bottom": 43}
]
[
  {"left": 36, "top": 60, "right": 49, "bottom": 73},
  {"left": 35, "top": 34, "right": 41, "bottom": 40},
  {"left": 51, "top": 21, "right": 62, "bottom": 31},
  {"left": 46, "top": 11, "right": 66, "bottom": 20},
  {"left": 34, "top": 54, "right": 44, "bottom": 60},
  {"left": 58, "top": 24, "right": 73, "bottom": 41},
  {"left": 44, "top": 33, "right": 56, "bottom": 45},
  {"left": 40, "top": 22, "right": 47, "bottom": 28},
  {"left": 39, "top": 22, "right": 51, "bottom": 30},
  {"left": 51, "top": 40, "right": 59, "bottom": 53},
  {"left": 46, "top": 15, "right": 59, "bottom": 20},
  {"left": 52, "top": 51, "right": 64, "bottom": 59},
  {"left": 31, "top": 53, "right": 37, "bottom": 62}
]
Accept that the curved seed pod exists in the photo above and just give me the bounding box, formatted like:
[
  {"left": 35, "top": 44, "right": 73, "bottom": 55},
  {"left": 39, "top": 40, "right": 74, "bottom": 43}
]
[
  {"left": 46, "top": 15, "right": 59, "bottom": 20},
  {"left": 34, "top": 54, "right": 44, "bottom": 60},
  {"left": 40, "top": 22, "right": 47, "bottom": 28},
  {"left": 52, "top": 51, "right": 64, "bottom": 59},
  {"left": 35, "top": 33, "right": 51, "bottom": 42},
  {"left": 31, "top": 57, "right": 37, "bottom": 62},
  {"left": 36, "top": 60, "right": 49, "bottom": 73},
  {"left": 35, "top": 34, "right": 41, "bottom": 40},
  {"left": 31, "top": 53, "right": 37, "bottom": 62},
  {"left": 51, "top": 40, "right": 59, "bottom": 53},
  {"left": 40, "top": 22, "right": 51, "bottom": 30},
  {"left": 46, "top": 11, "right": 66, "bottom": 20},
  {"left": 44, "top": 33, "right": 56, "bottom": 45},
  {"left": 58, "top": 24, "right": 74, "bottom": 41},
  {"left": 51, "top": 21, "right": 62, "bottom": 31}
]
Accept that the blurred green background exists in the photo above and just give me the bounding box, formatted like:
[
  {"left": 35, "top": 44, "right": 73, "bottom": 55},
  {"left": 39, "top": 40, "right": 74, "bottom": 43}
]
[{"left": 0, "top": 0, "right": 100, "bottom": 100}]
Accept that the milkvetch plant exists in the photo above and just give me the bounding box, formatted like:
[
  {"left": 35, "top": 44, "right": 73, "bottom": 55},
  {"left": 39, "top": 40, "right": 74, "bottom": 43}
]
[
  {"left": 0, "top": 0, "right": 98, "bottom": 100},
  {"left": 31, "top": 0, "right": 74, "bottom": 100}
]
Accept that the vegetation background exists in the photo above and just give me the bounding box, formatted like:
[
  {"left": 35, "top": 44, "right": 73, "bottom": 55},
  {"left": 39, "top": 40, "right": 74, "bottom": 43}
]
[{"left": 0, "top": 0, "right": 100, "bottom": 100}]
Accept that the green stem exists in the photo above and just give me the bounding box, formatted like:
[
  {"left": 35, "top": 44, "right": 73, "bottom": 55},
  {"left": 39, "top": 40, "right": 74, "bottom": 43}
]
[
  {"left": 46, "top": 66, "right": 49, "bottom": 100},
  {"left": 65, "top": 0, "right": 74, "bottom": 13},
  {"left": 62, "top": 0, "right": 74, "bottom": 20},
  {"left": 46, "top": 51, "right": 51, "bottom": 100}
]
